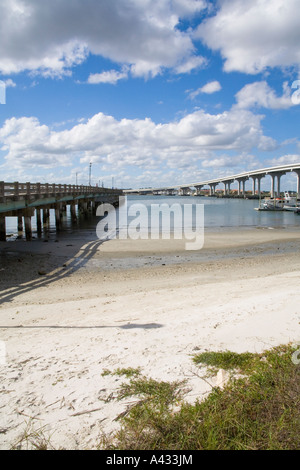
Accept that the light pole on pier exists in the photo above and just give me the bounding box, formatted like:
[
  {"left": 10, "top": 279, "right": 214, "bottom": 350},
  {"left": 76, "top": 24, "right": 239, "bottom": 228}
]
[{"left": 89, "top": 163, "right": 92, "bottom": 186}]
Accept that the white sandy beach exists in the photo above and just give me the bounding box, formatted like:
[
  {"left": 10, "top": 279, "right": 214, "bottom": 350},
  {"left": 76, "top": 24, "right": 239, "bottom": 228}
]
[{"left": 0, "top": 228, "right": 300, "bottom": 449}]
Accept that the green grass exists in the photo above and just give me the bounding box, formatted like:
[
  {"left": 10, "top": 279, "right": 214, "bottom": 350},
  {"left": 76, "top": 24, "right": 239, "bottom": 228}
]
[
  {"left": 102, "top": 344, "right": 300, "bottom": 450},
  {"left": 101, "top": 367, "right": 142, "bottom": 378},
  {"left": 11, "top": 344, "right": 300, "bottom": 450},
  {"left": 193, "top": 350, "right": 260, "bottom": 373},
  {"left": 11, "top": 419, "right": 56, "bottom": 450}
]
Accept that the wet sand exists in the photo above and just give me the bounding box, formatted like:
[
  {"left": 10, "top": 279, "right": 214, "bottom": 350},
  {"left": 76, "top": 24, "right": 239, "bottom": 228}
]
[{"left": 0, "top": 227, "right": 300, "bottom": 449}]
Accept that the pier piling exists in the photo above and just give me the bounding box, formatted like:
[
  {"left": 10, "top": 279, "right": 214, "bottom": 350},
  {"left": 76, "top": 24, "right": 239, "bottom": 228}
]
[
  {"left": 55, "top": 204, "right": 62, "bottom": 231},
  {"left": 0, "top": 181, "right": 123, "bottom": 241},
  {"left": 36, "top": 209, "right": 42, "bottom": 236},
  {"left": 0, "top": 215, "right": 6, "bottom": 242},
  {"left": 17, "top": 215, "right": 23, "bottom": 239},
  {"left": 24, "top": 215, "right": 32, "bottom": 241}
]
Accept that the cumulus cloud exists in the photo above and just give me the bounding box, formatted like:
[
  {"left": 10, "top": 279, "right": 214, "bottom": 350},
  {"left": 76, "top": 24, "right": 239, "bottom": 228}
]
[
  {"left": 174, "top": 55, "right": 207, "bottom": 74},
  {"left": 235, "top": 81, "right": 295, "bottom": 110},
  {"left": 0, "top": 108, "right": 277, "bottom": 183},
  {"left": 266, "top": 154, "right": 300, "bottom": 167},
  {"left": 4, "top": 79, "right": 16, "bottom": 87},
  {"left": 201, "top": 153, "right": 258, "bottom": 170},
  {"left": 196, "top": 0, "right": 300, "bottom": 74},
  {"left": 188, "top": 80, "right": 221, "bottom": 99},
  {"left": 0, "top": 116, "right": 72, "bottom": 168},
  {"left": 0, "top": 0, "right": 207, "bottom": 78},
  {"left": 87, "top": 67, "right": 129, "bottom": 85}
]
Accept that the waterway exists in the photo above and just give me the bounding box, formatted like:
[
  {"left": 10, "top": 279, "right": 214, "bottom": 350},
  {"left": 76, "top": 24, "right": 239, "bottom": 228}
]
[{"left": 4, "top": 195, "right": 300, "bottom": 242}]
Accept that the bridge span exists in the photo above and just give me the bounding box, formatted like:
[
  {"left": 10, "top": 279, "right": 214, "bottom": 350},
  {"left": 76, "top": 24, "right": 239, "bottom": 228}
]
[
  {"left": 0, "top": 181, "right": 123, "bottom": 241},
  {"left": 124, "top": 163, "right": 300, "bottom": 198}
]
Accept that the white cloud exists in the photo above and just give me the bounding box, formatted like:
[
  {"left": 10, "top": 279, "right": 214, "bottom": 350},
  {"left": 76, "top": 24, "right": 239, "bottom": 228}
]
[
  {"left": 201, "top": 153, "right": 258, "bottom": 170},
  {"left": 175, "top": 55, "right": 207, "bottom": 74},
  {"left": 0, "top": 108, "right": 277, "bottom": 183},
  {"left": 266, "top": 155, "right": 300, "bottom": 167},
  {"left": 196, "top": 0, "right": 300, "bottom": 74},
  {"left": 189, "top": 80, "right": 221, "bottom": 99},
  {"left": 4, "top": 79, "right": 16, "bottom": 87},
  {"left": 0, "top": 0, "right": 207, "bottom": 78},
  {"left": 88, "top": 68, "right": 129, "bottom": 85},
  {"left": 172, "top": 0, "right": 207, "bottom": 16},
  {"left": 235, "top": 81, "right": 294, "bottom": 110}
]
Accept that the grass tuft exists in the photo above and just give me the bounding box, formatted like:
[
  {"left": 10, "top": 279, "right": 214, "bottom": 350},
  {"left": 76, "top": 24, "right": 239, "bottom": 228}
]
[
  {"left": 10, "top": 419, "right": 57, "bottom": 450},
  {"left": 101, "top": 367, "right": 142, "bottom": 378},
  {"left": 101, "top": 344, "right": 300, "bottom": 450},
  {"left": 193, "top": 350, "right": 260, "bottom": 373}
]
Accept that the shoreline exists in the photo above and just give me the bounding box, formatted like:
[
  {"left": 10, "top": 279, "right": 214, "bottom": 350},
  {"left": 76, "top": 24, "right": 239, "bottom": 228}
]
[{"left": 0, "top": 228, "right": 300, "bottom": 449}]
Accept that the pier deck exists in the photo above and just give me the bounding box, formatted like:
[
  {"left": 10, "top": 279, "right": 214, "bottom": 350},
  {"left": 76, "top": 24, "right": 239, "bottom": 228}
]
[{"left": 0, "top": 181, "right": 123, "bottom": 241}]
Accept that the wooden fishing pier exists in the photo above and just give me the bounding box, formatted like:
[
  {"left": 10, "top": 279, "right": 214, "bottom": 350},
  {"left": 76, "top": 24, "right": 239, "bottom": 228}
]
[{"left": 0, "top": 181, "right": 123, "bottom": 241}]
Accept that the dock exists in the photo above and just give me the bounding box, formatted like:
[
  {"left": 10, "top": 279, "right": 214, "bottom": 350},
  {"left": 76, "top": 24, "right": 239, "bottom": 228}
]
[{"left": 0, "top": 181, "right": 123, "bottom": 241}]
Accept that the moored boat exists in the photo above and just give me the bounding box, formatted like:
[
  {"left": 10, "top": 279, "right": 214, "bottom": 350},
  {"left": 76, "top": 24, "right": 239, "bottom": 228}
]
[
  {"left": 282, "top": 192, "right": 300, "bottom": 212},
  {"left": 255, "top": 197, "right": 285, "bottom": 211},
  {"left": 255, "top": 192, "right": 300, "bottom": 212}
]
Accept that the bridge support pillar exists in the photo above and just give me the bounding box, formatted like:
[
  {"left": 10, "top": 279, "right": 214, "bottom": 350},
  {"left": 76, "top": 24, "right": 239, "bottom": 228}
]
[
  {"left": 222, "top": 180, "right": 234, "bottom": 196},
  {"left": 180, "top": 187, "right": 190, "bottom": 196},
  {"left": 256, "top": 175, "right": 264, "bottom": 197},
  {"left": 237, "top": 180, "right": 242, "bottom": 196},
  {"left": 293, "top": 170, "right": 300, "bottom": 198},
  {"left": 252, "top": 177, "right": 256, "bottom": 195},
  {"left": 277, "top": 174, "right": 283, "bottom": 197},
  {"left": 209, "top": 183, "right": 217, "bottom": 196},
  {"left": 270, "top": 174, "right": 276, "bottom": 198},
  {"left": 235, "top": 177, "right": 248, "bottom": 197},
  {"left": 0, "top": 215, "right": 6, "bottom": 242},
  {"left": 270, "top": 172, "right": 286, "bottom": 197},
  {"left": 242, "top": 179, "right": 247, "bottom": 196},
  {"left": 241, "top": 180, "right": 244, "bottom": 196},
  {"left": 250, "top": 175, "right": 264, "bottom": 196}
]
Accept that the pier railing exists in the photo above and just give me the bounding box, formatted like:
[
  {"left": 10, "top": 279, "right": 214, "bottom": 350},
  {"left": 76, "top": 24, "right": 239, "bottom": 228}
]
[
  {"left": 0, "top": 181, "right": 119, "bottom": 199},
  {"left": 0, "top": 181, "right": 123, "bottom": 241}
]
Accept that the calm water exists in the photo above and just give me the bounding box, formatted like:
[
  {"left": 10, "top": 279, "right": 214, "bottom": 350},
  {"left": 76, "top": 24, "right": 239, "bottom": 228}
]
[{"left": 4, "top": 195, "right": 300, "bottom": 241}]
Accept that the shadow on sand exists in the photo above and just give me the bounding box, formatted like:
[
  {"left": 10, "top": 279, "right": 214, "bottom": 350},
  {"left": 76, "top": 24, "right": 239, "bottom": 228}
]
[
  {"left": 0, "top": 234, "right": 106, "bottom": 306},
  {"left": 0, "top": 322, "right": 164, "bottom": 330}
]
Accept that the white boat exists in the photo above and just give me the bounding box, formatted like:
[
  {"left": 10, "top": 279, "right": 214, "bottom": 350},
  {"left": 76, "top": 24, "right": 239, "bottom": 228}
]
[
  {"left": 255, "top": 197, "right": 285, "bottom": 211},
  {"left": 282, "top": 192, "right": 300, "bottom": 212},
  {"left": 255, "top": 192, "right": 300, "bottom": 212}
]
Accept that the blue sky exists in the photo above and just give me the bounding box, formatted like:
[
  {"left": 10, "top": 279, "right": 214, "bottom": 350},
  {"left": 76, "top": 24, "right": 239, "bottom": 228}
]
[{"left": 0, "top": 0, "right": 300, "bottom": 191}]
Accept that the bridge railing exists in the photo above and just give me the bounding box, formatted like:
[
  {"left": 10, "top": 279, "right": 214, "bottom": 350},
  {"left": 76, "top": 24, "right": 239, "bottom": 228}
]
[{"left": 0, "top": 182, "right": 121, "bottom": 198}]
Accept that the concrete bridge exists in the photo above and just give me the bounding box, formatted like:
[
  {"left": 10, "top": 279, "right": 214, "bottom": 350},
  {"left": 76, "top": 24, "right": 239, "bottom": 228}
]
[
  {"left": 0, "top": 181, "right": 123, "bottom": 241},
  {"left": 124, "top": 163, "right": 300, "bottom": 198}
]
